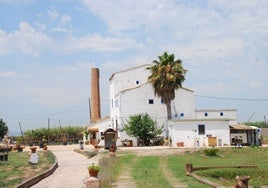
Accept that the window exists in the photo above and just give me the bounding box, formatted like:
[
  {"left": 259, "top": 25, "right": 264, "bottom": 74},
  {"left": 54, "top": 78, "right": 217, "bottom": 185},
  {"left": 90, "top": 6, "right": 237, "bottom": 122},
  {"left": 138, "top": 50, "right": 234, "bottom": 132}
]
[
  {"left": 148, "top": 99, "right": 154, "bottom": 104},
  {"left": 160, "top": 98, "right": 164, "bottom": 104},
  {"left": 198, "top": 124, "right": 205, "bottom": 135},
  {"left": 204, "top": 112, "right": 208, "bottom": 117},
  {"left": 115, "top": 98, "right": 119, "bottom": 108},
  {"left": 136, "top": 80, "right": 139, "bottom": 84},
  {"left": 220, "top": 112, "right": 224, "bottom": 116},
  {"left": 180, "top": 113, "right": 184, "bottom": 117}
]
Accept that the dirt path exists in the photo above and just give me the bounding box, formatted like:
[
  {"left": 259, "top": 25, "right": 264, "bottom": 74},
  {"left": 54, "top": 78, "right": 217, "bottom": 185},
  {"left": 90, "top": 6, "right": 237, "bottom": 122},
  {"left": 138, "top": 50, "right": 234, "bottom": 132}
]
[
  {"left": 159, "top": 157, "right": 188, "bottom": 188},
  {"left": 110, "top": 147, "right": 189, "bottom": 188},
  {"left": 110, "top": 164, "right": 137, "bottom": 188}
]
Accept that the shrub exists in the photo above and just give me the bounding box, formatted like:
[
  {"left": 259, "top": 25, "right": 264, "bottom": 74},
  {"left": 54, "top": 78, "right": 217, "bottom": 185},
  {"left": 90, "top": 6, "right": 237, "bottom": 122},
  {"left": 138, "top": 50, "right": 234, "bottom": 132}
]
[
  {"left": 85, "top": 150, "right": 98, "bottom": 158},
  {"left": 204, "top": 147, "right": 219, "bottom": 156}
]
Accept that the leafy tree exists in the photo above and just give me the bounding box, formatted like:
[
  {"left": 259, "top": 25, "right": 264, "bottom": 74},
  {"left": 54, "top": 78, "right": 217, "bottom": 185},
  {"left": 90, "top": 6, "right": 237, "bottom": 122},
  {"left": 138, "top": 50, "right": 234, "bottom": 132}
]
[
  {"left": 147, "top": 52, "right": 187, "bottom": 120},
  {"left": 122, "top": 113, "right": 164, "bottom": 146},
  {"left": 0, "top": 118, "right": 8, "bottom": 139}
]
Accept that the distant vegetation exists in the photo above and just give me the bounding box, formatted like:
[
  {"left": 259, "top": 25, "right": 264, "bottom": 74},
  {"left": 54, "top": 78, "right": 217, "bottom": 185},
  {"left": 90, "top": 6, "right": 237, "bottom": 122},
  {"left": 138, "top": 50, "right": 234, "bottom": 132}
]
[
  {"left": 0, "top": 118, "right": 8, "bottom": 139},
  {"left": 17, "top": 126, "right": 84, "bottom": 145},
  {"left": 245, "top": 121, "right": 268, "bottom": 128}
]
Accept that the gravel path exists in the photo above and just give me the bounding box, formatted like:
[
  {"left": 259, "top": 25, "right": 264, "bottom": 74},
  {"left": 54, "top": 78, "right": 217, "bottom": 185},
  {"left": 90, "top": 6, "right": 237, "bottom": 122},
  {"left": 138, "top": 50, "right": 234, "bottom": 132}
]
[{"left": 31, "top": 144, "right": 100, "bottom": 188}]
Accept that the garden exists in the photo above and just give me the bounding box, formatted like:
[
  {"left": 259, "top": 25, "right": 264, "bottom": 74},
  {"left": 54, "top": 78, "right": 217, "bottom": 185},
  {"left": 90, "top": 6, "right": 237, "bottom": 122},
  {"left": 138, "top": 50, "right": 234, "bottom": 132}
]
[
  {"left": 97, "top": 147, "right": 268, "bottom": 188},
  {"left": 0, "top": 150, "right": 55, "bottom": 188}
]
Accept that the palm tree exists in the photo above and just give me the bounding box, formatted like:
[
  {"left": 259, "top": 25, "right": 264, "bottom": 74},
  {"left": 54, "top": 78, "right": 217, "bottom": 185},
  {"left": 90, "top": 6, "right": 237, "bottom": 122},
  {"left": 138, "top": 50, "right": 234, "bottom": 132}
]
[{"left": 147, "top": 52, "right": 187, "bottom": 120}]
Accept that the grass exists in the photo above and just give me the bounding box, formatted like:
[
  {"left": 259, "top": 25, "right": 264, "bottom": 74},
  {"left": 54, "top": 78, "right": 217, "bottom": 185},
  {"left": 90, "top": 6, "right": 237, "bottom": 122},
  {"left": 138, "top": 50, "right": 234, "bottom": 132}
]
[
  {"left": 99, "top": 147, "right": 268, "bottom": 188},
  {"left": 0, "top": 150, "right": 55, "bottom": 188},
  {"left": 133, "top": 156, "right": 172, "bottom": 188}
]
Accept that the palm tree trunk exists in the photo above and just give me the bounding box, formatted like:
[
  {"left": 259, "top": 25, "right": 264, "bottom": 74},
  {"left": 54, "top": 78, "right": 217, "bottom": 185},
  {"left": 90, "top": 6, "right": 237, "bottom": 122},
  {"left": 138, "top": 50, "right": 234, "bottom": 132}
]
[{"left": 166, "top": 100, "right": 172, "bottom": 120}]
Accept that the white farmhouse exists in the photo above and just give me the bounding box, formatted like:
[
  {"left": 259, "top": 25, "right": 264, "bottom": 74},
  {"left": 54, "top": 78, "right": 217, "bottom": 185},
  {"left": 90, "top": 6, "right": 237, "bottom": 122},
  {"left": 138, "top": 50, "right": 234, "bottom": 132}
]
[{"left": 107, "top": 64, "right": 238, "bottom": 147}]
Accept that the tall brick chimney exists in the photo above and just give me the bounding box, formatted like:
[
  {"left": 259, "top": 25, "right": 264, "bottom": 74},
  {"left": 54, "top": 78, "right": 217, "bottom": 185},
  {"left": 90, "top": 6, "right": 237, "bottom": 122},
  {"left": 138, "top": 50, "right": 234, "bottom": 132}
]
[{"left": 90, "top": 68, "right": 101, "bottom": 122}]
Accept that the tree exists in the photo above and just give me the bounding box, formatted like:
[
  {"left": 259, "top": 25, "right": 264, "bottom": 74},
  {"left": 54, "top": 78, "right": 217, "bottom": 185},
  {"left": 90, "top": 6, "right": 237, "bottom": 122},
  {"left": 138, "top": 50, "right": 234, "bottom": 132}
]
[
  {"left": 122, "top": 113, "right": 164, "bottom": 146},
  {"left": 0, "top": 118, "right": 8, "bottom": 139},
  {"left": 147, "top": 52, "right": 187, "bottom": 120}
]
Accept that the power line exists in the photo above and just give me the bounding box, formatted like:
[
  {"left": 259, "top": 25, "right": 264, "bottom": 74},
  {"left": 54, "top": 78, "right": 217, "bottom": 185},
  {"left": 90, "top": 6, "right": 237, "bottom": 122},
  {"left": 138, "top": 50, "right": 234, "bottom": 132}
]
[
  {"left": 195, "top": 95, "right": 268, "bottom": 102},
  {"left": 2, "top": 100, "right": 89, "bottom": 120}
]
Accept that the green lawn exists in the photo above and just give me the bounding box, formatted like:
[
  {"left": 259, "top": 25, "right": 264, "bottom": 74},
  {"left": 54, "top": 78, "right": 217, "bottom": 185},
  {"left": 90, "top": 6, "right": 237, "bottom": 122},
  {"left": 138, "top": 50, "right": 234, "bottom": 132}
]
[
  {"left": 100, "top": 147, "right": 268, "bottom": 188},
  {"left": 0, "top": 150, "right": 55, "bottom": 188}
]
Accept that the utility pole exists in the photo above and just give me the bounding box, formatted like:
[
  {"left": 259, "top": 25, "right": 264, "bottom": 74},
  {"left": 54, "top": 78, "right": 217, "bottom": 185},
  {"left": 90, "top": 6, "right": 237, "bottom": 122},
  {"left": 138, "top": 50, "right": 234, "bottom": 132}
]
[
  {"left": 264, "top": 115, "right": 267, "bottom": 127},
  {"left": 18, "top": 122, "right": 24, "bottom": 144}
]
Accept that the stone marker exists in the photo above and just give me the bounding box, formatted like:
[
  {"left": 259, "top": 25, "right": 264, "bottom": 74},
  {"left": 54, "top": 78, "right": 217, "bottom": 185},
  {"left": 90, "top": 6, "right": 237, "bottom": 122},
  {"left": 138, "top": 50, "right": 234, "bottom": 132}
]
[
  {"left": 85, "top": 177, "right": 100, "bottom": 188},
  {"left": 29, "top": 153, "right": 39, "bottom": 164}
]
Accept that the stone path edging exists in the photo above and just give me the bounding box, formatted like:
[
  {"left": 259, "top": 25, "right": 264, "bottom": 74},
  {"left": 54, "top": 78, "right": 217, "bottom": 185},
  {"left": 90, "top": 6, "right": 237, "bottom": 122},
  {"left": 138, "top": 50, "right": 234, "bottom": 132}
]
[{"left": 16, "top": 161, "right": 58, "bottom": 188}]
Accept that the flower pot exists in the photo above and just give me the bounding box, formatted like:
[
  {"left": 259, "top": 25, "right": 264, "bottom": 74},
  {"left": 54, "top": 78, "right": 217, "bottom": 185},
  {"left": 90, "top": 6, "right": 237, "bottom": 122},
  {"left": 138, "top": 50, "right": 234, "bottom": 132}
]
[
  {"left": 89, "top": 169, "right": 99, "bottom": 177},
  {"left": 109, "top": 146, "right": 116, "bottom": 153},
  {"left": 30, "top": 147, "right": 37, "bottom": 153},
  {"left": 176, "top": 142, "right": 184, "bottom": 147}
]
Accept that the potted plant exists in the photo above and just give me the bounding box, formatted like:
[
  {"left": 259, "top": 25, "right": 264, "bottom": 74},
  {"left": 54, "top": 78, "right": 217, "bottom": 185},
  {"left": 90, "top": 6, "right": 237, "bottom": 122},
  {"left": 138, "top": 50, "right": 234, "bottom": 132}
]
[
  {"left": 43, "top": 144, "right": 48, "bottom": 150},
  {"left": 84, "top": 129, "right": 89, "bottom": 140},
  {"left": 109, "top": 142, "right": 116, "bottom": 152},
  {"left": 30, "top": 146, "right": 37, "bottom": 153},
  {"left": 87, "top": 163, "right": 100, "bottom": 177}
]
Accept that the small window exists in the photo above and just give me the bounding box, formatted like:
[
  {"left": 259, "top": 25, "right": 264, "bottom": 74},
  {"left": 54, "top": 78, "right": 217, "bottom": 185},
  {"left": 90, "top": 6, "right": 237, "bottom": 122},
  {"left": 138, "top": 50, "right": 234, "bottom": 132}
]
[
  {"left": 136, "top": 80, "right": 139, "bottom": 84},
  {"left": 115, "top": 98, "right": 119, "bottom": 108},
  {"left": 220, "top": 112, "right": 224, "bottom": 116},
  {"left": 160, "top": 98, "right": 165, "bottom": 104},
  {"left": 198, "top": 124, "right": 205, "bottom": 135},
  {"left": 180, "top": 113, "right": 184, "bottom": 117},
  {"left": 204, "top": 112, "right": 208, "bottom": 117},
  {"left": 148, "top": 99, "right": 154, "bottom": 104}
]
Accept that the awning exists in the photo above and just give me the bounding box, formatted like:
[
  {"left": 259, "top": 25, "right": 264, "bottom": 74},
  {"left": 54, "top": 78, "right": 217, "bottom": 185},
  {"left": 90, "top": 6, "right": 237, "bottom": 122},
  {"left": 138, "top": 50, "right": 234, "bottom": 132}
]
[
  {"left": 229, "top": 124, "right": 253, "bottom": 130},
  {"left": 104, "top": 128, "right": 117, "bottom": 134},
  {"left": 88, "top": 128, "right": 99, "bottom": 132}
]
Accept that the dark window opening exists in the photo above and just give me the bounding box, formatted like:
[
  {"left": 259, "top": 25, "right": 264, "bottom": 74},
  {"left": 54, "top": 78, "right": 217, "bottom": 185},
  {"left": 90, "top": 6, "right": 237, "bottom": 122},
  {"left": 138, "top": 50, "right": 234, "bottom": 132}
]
[
  {"left": 148, "top": 99, "right": 154, "bottom": 104},
  {"left": 204, "top": 112, "right": 208, "bottom": 117},
  {"left": 136, "top": 80, "right": 139, "bottom": 84},
  {"left": 220, "top": 112, "right": 224, "bottom": 116},
  {"left": 180, "top": 113, "right": 184, "bottom": 117},
  {"left": 198, "top": 124, "right": 205, "bottom": 135}
]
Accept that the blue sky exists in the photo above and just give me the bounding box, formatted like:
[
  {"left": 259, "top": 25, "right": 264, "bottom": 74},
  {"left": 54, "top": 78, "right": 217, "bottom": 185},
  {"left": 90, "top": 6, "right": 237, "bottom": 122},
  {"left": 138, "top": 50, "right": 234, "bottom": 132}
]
[{"left": 0, "top": 0, "right": 267, "bottom": 134}]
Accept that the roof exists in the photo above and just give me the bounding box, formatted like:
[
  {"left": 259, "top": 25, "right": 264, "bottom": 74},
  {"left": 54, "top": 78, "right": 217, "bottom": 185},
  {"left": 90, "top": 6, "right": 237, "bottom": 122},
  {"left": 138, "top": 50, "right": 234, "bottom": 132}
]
[
  {"left": 170, "top": 118, "right": 232, "bottom": 122},
  {"left": 195, "top": 109, "right": 237, "bottom": 112},
  {"left": 115, "top": 81, "right": 194, "bottom": 98},
  {"left": 229, "top": 124, "right": 253, "bottom": 130},
  {"left": 109, "top": 64, "right": 151, "bottom": 81}
]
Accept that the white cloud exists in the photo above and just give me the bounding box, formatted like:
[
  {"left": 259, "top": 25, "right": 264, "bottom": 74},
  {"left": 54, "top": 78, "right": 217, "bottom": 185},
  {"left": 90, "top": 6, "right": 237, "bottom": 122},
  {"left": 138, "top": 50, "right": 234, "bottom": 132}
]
[
  {"left": 48, "top": 6, "right": 59, "bottom": 19},
  {"left": 60, "top": 14, "right": 71, "bottom": 25},
  {"left": 0, "top": 30, "right": 10, "bottom": 55},
  {"left": 0, "top": 71, "right": 16, "bottom": 77},
  {"left": 10, "top": 22, "right": 54, "bottom": 56},
  {"left": 60, "top": 34, "right": 138, "bottom": 53}
]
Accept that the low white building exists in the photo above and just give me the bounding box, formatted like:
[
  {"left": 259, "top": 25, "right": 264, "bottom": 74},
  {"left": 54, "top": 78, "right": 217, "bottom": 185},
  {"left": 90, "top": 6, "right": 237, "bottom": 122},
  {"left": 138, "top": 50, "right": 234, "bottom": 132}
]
[{"left": 88, "top": 64, "right": 239, "bottom": 147}]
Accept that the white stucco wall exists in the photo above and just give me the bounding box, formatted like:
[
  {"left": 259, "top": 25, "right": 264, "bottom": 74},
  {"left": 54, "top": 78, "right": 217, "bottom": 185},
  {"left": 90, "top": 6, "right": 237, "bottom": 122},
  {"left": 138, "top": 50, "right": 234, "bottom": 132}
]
[
  {"left": 109, "top": 64, "right": 151, "bottom": 96},
  {"left": 195, "top": 109, "right": 237, "bottom": 124},
  {"left": 169, "top": 119, "right": 231, "bottom": 147},
  {"left": 112, "top": 83, "right": 196, "bottom": 134}
]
